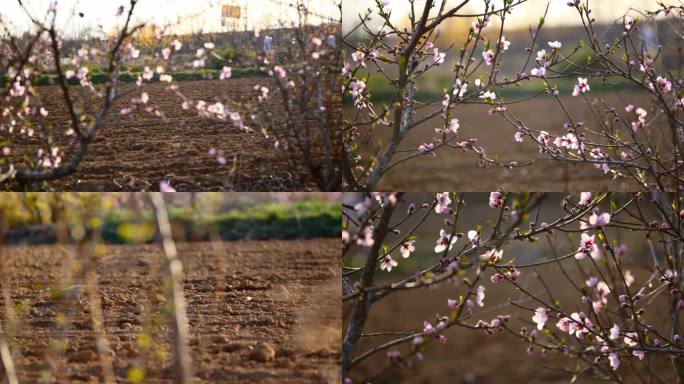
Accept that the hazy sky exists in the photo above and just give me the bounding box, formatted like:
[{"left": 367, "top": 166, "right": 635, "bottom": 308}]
[
  {"left": 1, "top": 0, "right": 340, "bottom": 35},
  {"left": 343, "top": 0, "right": 660, "bottom": 33}
]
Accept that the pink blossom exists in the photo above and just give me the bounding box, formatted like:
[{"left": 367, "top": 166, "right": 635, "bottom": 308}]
[
  {"left": 589, "top": 212, "right": 610, "bottom": 227},
  {"left": 482, "top": 50, "right": 495, "bottom": 65},
  {"left": 535, "top": 49, "right": 547, "bottom": 64},
  {"left": 608, "top": 353, "right": 620, "bottom": 370},
  {"left": 448, "top": 119, "right": 460, "bottom": 134},
  {"left": 447, "top": 299, "right": 458, "bottom": 310},
  {"left": 453, "top": 79, "right": 468, "bottom": 97},
  {"left": 435, "top": 192, "right": 452, "bottom": 213},
  {"left": 579, "top": 192, "right": 592, "bottom": 205},
  {"left": 273, "top": 65, "right": 286, "bottom": 78},
  {"left": 160, "top": 180, "right": 176, "bottom": 192},
  {"left": 490, "top": 274, "right": 503, "bottom": 284},
  {"left": 489, "top": 191, "right": 503, "bottom": 208},
  {"left": 349, "top": 79, "right": 366, "bottom": 98},
  {"left": 423, "top": 321, "right": 435, "bottom": 335},
  {"left": 220, "top": 66, "right": 232, "bottom": 80},
  {"left": 467, "top": 230, "right": 479, "bottom": 244},
  {"left": 532, "top": 307, "right": 548, "bottom": 330},
  {"left": 576, "top": 233, "right": 601, "bottom": 260},
  {"left": 351, "top": 50, "right": 365, "bottom": 65},
  {"left": 380, "top": 255, "right": 398, "bottom": 272},
  {"left": 548, "top": 41, "right": 562, "bottom": 49},
  {"left": 537, "top": 131, "right": 550, "bottom": 150},
  {"left": 506, "top": 268, "right": 520, "bottom": 281},
  {"left": 357, "top": 226, "right": 375, "bottom": 247},
  {"left": 624, "top": 332, "right": 638, "bottom": 347},
  {"left": 572, "top": 77, "right": 590, "bottom": 96},
  {"left": 556, "top": 317, "right": 571, "bottom": 332},
  {"left": 500, "top": 36, "right": 510, "bottom": 50},
  {"left": 475, "top": 285, "right": 485, "bottom": 307},
  {"left": 125, "top": 43, "right": 140, "bottom": 59},
  {"left": 400, "top": 240, "right": 415, "bottom": 258},
  {"left": 624, "top": 270, "right": 634, "bottom": 287},
  {"left": 530, "top": 66, "right": 546, "bottom": 77},
  {"left": 554, "top": 133, "right": 579, "bottom": 150},
  {"left": 514, "top": 131, "right": 524, "bottom": 142},
  {"left": 435, "top": 229, "right": 457, "bottom": 253},
  {"left": 418, "top": 142, "right": 435, "bottom": 155},
  {"left": 624, "top": 16, "right": 634, "bottom": 30},
  {"left": 143, "top": 66, "right": 154, "bottom": 80},
  {"left": 610, "top": 323, "right": 620, "bottom": 341},
  {"left": 656, "top": 76, "right": 672, "bottom": 93},
  {"left": 479, "top": 248, "right": 503, "bottom": 263},
  {"left": 430, "top": 48, "right": 445, "bottom": 65},
  {"left": 341, "top": 230, "right": 349, "bottom": 245},
  {"left": 479, "top": 90, "right": 496, "bottom": 100},
  {"left": 77, "top": 67, "right": 89, "bottom": 80}
]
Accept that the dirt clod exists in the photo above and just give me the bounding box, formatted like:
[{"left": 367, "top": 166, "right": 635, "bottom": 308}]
[{"left": 249, "top": 342, "right": 276, "bottom": 363}]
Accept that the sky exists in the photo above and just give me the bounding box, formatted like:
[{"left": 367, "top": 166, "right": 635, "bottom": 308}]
[
  {"left": 1, "top": 0, "right": 340, "bottom": 36},
  {"left": 343, "top": 0, "right": 661, "bottom": 33}
]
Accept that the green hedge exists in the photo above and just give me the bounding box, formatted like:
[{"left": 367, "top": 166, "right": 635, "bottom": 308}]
[
  {"left": 98, "top": 201, "right": 340, "bottom": 244},
  {"left": 2, "top": 201, "right": 340, "bottom": 245},
  {"left": 0, "top": 67, "right": 267, "bottom": 87}
]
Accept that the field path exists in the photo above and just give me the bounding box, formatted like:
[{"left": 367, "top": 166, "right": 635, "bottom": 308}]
[{"left": 0, "top": 239, "right": 340, "bottom": 383}]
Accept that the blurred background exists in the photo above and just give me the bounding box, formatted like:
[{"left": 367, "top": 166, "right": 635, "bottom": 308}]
[
  {"left": 0, "top": 192, "right": 341, "bottom": 383},
  {"left": 0, "top": 192, "right": 341, "bottom": 245},
  {"left": 343, "top": 193, "right": 672, "bottom": 384}
]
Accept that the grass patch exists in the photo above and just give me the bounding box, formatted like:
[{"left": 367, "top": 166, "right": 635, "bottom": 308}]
[{"left": 344, "top": 72, "right": 642, "bottom": 105}]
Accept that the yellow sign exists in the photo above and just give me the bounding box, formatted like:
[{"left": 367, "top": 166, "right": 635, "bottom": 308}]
[{"left": 222, "top": 4, "right": 241, "bottom": 19}]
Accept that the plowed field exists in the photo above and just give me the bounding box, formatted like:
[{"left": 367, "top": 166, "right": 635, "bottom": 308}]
[
  {"left": 0, "top": 239, "right": 340, "bottom": 383},
  {"left": 8, "top": 78, "right": 318, "bottom": 191}
]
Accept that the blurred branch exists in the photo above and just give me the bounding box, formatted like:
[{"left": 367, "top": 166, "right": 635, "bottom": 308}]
[{"left": 150, "top": 193, "right": 193, "bottom": 384}]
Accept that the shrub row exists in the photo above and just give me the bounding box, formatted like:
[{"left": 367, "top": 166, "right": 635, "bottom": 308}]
[{"left": 4, "top": 201, "right": 341, "bottom": 245}]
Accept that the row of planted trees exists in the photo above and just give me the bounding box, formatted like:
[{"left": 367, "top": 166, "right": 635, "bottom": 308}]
[{"left": 0, "top": 0, "right": 342, "bottom": 191}]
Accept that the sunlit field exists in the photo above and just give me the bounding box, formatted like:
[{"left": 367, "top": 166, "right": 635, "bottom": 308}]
[{"left": 0, "top": 192, "right": 341, "bottom": 383}]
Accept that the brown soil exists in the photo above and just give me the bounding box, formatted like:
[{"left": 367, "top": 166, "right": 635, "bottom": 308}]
[
  {"left": 9, "top": 78, "right": 318, "bottom": 191},
  {"left": 0, "top": 239, "right": 340, "bottom": 383}
]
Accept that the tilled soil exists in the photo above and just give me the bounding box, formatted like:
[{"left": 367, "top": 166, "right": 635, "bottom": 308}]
[
  {"left": 0, "top": 239, "right": 340, "bottom": 383},
  {"left": 8, "top": 78, "right": 320, "bottom": 191}
]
